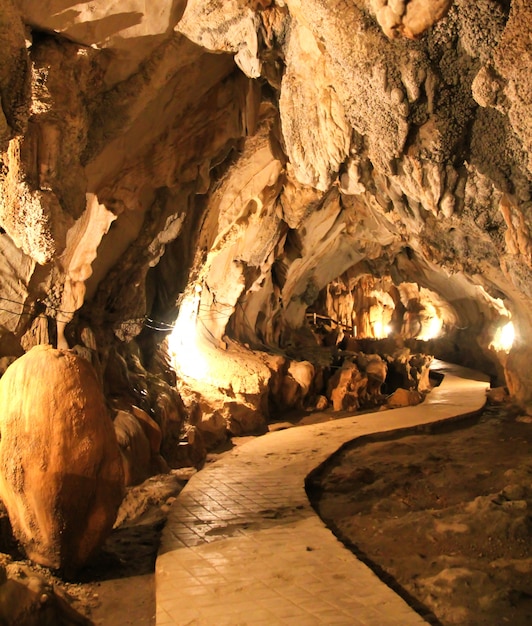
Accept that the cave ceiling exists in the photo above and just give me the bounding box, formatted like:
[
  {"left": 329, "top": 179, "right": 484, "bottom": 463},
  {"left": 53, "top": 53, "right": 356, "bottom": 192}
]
[{"left": 0, "top": 0, "right": 531, "bottom": 403}]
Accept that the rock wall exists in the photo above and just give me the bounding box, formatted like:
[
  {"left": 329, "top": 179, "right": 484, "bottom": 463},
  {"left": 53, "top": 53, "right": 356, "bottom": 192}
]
[{"left": 0, "top": 0, "right": 530, "bottom": 433}]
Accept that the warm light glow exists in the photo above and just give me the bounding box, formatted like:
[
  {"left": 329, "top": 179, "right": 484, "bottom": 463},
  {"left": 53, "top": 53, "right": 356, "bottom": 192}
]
[
  {"left": 373, "top": 320, "right": 392, "bottom": 339},
  {"left": 167, "top": 291, "right": 208, "bottom": 380},
  {"left": 418, "top": 314, "right": 443, "bottom": 341},
  {"left": 490, "top": 320, "right": 515, "bottom": 353}
]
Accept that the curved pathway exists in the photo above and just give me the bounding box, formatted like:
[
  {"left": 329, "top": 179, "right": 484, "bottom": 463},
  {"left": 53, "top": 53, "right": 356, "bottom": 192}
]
[{"left": 156, "top": 361, "right": 489, "bottom": 625}]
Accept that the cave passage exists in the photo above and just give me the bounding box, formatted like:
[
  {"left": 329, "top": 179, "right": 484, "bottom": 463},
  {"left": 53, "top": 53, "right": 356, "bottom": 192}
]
[{"left": 0, "top": 0, "right": 531, "bottom": 623}]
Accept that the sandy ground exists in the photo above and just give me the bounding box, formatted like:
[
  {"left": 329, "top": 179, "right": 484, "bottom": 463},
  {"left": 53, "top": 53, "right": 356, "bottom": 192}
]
[{"left": 308, "top": 401, "right": 532, "bottom": 626}]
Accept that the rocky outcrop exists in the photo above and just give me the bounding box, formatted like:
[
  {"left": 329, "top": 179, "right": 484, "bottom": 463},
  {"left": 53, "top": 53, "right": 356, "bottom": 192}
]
[
  {"left": 328, "top": 362, "right": 369, "bottom": 412},
  {"left": 371, "top": 0, "right": 453, "bottom": 39},
  {"left": 0, "top": 559, "right": 91, "bottom": 625},
  {"left": 0, "top": 0, "right": 530, "bottom": 453},
  {"left": 0, "top": 345, "right": 124, "bottom": 573},
  {"left": 386, "top": 387, "right": 424, "bottom": 408},
  {"left": 114, "top": 406, "right": 167, "bottom": 487}
]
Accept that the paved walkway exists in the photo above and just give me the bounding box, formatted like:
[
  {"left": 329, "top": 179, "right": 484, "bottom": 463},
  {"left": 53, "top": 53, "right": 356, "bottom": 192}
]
[{"left": 156, "top": 361, "right": 489, "bottom": 625}]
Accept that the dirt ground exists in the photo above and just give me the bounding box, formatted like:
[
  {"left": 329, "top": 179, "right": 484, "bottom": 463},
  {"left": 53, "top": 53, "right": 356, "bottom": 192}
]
[
  {"left": 308, "top": 401, "right": 532, "bottom": 626},
  {"left": 75, "top": 470, "right": 192, "bottom": 626},
  {"left": 2, "top": 397, "right": 532, "bottom": 625},
  {"left": 0, "top": 470, "right": 192, "bottom": 626}
]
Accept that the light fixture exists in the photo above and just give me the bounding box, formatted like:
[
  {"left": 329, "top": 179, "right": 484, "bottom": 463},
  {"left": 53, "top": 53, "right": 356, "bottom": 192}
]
[
  {"left": 167, "top": 289, "right": 208, "bottom": 380},
  {"left": 418, "top": 315, "right": 443, "bottom": 341},
  {"left": 490, "top": 320, "right": 515, "bottom": 353},
  {"left": 373, "top": 320, "right": 392, "bottom": 339},
  {"left": 373, "top": 320, "right": 384, "bottom": 338}
]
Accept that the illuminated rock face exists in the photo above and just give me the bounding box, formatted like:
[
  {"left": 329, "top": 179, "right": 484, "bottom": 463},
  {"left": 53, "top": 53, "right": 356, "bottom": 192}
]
[
  {"left": 0, "top": 0, "right": 531, "bottom": 431},
  {"left": 0, "top": 345, "right": 124, "bottom": 572}
]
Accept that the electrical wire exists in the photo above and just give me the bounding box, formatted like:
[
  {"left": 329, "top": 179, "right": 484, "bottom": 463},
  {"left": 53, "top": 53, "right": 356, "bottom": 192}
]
[
  {"left": 197, "top": 316, "right": 222, "bottom": 345},
  {"left": 0, "top": 293, "right": 165, "bottom": 332},
  {"left": 0, "top": 304, "right": 73, "bottom": 324},
  {"left": 0, "top": 294, "right": 79, "bottom": 316},
  {"left": 0, "top": 293, "right": 254, "bottom": 342}
]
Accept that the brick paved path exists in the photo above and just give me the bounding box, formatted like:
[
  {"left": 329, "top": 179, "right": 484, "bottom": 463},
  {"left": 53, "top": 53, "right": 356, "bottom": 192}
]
[{"left": 156, "top": 361, "right": 489, "bottom": 625}]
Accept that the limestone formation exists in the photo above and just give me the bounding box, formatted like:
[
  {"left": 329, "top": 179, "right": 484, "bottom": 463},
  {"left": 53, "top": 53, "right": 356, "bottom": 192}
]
[
  {"left": 371, "top": 0, "right": 454, "bottom": 39},
  {"left": 327, "top": 362, "right": 368, "bottom": 412},
  {"left": 279, "top": 360, "right": 315, "bottom": 410},
  {"left": 114, "top": 408, "right": 161, "bottom": 487},
  {"left": 0, "top": 345, "right": 124, "bottom": 572},
  {"left": 0, "top": 0, "right": 529, "bottom": 465},
  {"left": 0, "top": 560, "right": 91, "bottom": 625},
  {"left": 386, "top": 387, "right": 424, "bottom": 407}
]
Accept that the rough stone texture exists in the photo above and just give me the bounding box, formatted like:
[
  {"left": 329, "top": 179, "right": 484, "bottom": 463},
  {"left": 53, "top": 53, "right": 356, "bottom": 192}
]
[
  {"left": 0, "top": 0, "right": 530, "bottom": 437},
  {"left": 114, "top": 408, "right": 160, "bottom": 487},
  {"left": 0, "top": 345, "right": 124, "bottom": 572},
  {"left": 0, "top": 559, "right": 91, "bottom": 625},
  {"left": 386, "top": 386, "right": 424, "bottom": 407},
  {"left": 371, "top": 0, "right": 453, "bottom": 39},
  {"left": 327, "top": 362, "right": 368, "bottom": 412},
  {"left": 279, "top": 360, "right": 315, "bottom": 410}
]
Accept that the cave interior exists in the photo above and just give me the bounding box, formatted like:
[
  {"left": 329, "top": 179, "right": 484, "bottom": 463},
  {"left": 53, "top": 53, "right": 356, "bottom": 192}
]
[{"left": 0, "top": 0, "right": 531, "bottom": 612}]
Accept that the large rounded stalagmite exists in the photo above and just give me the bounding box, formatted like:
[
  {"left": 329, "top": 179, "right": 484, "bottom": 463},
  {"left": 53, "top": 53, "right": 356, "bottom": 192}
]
[{"left": 0, "top": 345, "right": 124, "bottom": 572}]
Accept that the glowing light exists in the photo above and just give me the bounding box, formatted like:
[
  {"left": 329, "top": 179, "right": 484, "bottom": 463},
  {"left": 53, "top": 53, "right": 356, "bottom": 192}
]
[
  {"left": 373, "top": 321, "right": 392, "bottom": 339},
  {"left": 490, "top": 320, "right": 515, "bottom": 353},
  {"left": 368, "top": 292, "right": 394, "bottom": 339},
  {"left": 418, "top": 315, "right": 443, "bottom": 341},
  {"left": 167, "top": 291, "right": 208, "bottom": 380}
]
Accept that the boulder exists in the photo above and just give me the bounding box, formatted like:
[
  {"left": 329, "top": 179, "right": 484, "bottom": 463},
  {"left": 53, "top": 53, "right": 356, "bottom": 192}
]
[
  {"left": 0, "top": 345, "right": 124, "bottom": 573},
  {"left": 0, "top": 562, "right": 91, "bottom": 625},
  {"left": 195, "top": 405, "right": 228, "bottom": 449},
  {"left": 112, "top": 402, "right": 168, "bottom": 483},
  {"left": 288, "top": 359, "right": 315, "bottom": 403},
  {"left": 130, "top": 405, "right": 163, "bottom": 456},
  {"left": 279, "top": 372, "right": 301, "bottom": 409},
  {"left": 327, "top": 362, "right": 367, "bottom": 411},
  {"left": 168, "top": 425, "right": 207, "bottom": 470},
  {"left": 273, "top": 359, "right": 316, "bottom": 412},
  {"left": 149, "top": 378, "right": 188, "bottom": 463},
  {"left": 224, "top": 401, "right": 268, "bottom": 436},
  {"left": 486, "top": 386, "right": 508, "bottom": 404},
  {"left": 314, "top": 395, "right": 329, "bottom": 411},
  {"left": 358, "top": 353, "right": 387, "bottom": 396},
  {"left": 387, "top": 387, "right": 423, "bottom": 408}
]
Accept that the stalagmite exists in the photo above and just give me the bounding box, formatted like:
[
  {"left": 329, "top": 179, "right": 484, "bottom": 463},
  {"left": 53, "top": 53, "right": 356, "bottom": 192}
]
[{"left": 0, "top": 345, "right": 124, "bottom": 573}]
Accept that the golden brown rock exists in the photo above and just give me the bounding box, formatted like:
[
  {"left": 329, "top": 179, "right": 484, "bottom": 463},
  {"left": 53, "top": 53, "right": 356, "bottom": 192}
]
[
  {"left": 386, "top": 387, "right": 423, "bottom": 407},
  {"left": 0, "top": 0, "right": 530, "bottom": 415},
  {"left": 371, "top": 0, "right": 453, "bottom": 39},
  {"left": 0, "top": 345, "right": 124, "bottom": 572},
  {"left": 114, "top": 409, "right": 152, "bottom": 487},
  {"left": 114, "top": 405, "right": 167, "bottom": 486},
  {"left": 327, "top": 362, "right": 367, "bottom": 412}
]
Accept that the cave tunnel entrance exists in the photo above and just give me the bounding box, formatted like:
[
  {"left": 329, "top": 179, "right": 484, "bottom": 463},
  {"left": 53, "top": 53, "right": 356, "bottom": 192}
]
[{"left": 302, "top": 269, "right": 514, "bottom": 391}]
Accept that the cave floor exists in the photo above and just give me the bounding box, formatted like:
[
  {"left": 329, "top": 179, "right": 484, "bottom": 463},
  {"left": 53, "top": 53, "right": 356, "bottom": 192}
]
[
  {"left": 310, "top": 401, "right": 532, "bottom": 626},
  {"left": 156, "top": 361, "right": 489, "bottom": 626}
]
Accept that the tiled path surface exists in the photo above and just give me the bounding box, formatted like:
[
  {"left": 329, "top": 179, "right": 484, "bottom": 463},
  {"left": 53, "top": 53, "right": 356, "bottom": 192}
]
[{"left": 156, "top": 361, "right": 489, "bottom": 625}]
